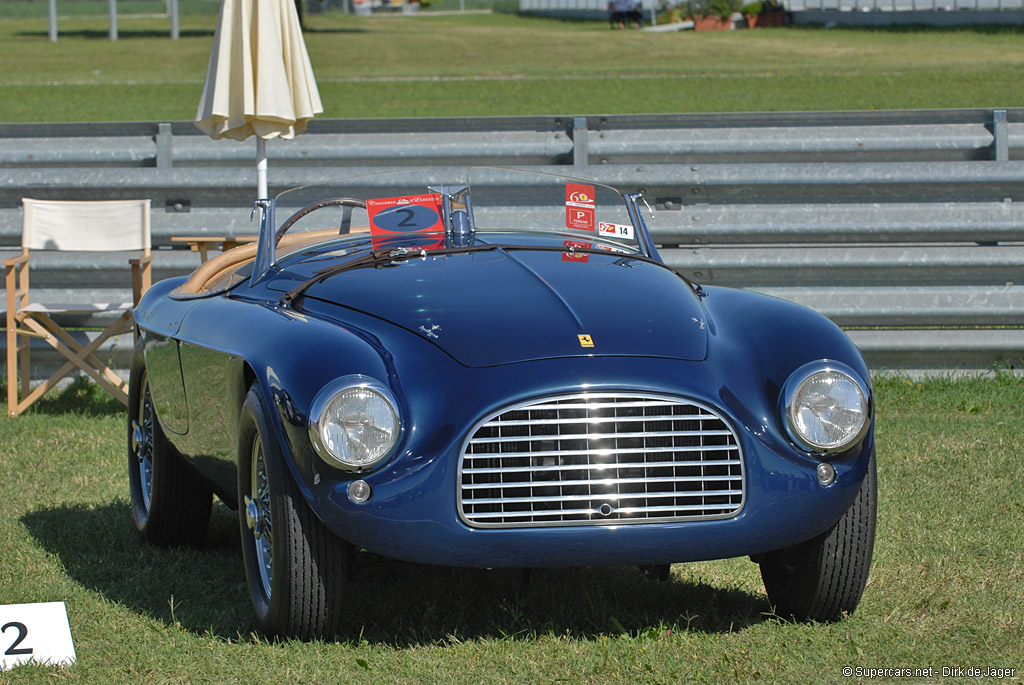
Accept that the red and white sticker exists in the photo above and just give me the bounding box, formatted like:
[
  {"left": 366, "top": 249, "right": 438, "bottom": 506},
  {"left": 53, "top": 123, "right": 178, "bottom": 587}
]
[
  {"left": 562, "top": 239, "right": 591, "bottom": 263},
  {"left": 598, "top": 222, "right": 634, "bottom": 240},
  {"left": 565, "top": 183, "right": 596, "bottom": 232},
  {"left": 366, "top": 193, "right": 445, "bottom": 250}
]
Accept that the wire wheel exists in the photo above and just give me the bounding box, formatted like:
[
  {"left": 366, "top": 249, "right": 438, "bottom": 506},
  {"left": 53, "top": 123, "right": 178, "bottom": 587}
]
[
  {"left": 238, "top": 382, "right": 351, "bottom": 639},
  {"left": 249, "top": 434, "right": 274, "bottom": 601},
  {"left": 132, "top": 383, "right": 156, "bottom": 514},
  {"left": 126, "top": 359, "right": 212, "bottom": 547}
]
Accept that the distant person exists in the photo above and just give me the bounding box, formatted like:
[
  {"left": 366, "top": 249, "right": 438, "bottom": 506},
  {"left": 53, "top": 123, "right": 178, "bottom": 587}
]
[{"left": 609, "top": 0, "right": 642, "bottom": 28}]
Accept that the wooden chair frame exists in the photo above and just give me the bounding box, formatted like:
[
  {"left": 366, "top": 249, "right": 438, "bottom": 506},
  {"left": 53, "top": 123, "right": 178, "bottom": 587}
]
[{"left": 4, "top": 199, "right": 152, "bottom": 416}]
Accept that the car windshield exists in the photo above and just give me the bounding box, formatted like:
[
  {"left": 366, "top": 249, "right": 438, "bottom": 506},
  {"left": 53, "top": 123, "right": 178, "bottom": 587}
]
[
  {"left": 466, "top": 166, "right": 641, "bottom": 253},
  {"left": 270, "top": 167, "right": 644, "bottom": 255}
]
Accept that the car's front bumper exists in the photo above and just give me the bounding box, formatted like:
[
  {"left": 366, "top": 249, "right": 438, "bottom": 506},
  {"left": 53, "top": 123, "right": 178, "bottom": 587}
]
[{"left": 296, "top": 355, "right": 873, "bottom": 568}]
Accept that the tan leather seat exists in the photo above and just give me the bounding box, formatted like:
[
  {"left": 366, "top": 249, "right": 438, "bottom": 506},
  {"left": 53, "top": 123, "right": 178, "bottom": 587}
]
[{"left": 173, "top": 228, "right": 367, "bottom": 296}]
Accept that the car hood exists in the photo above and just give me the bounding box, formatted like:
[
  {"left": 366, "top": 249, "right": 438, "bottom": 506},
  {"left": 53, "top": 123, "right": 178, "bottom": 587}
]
[{"left": 268, "top": 244, "right": 708, "bottom": 367}]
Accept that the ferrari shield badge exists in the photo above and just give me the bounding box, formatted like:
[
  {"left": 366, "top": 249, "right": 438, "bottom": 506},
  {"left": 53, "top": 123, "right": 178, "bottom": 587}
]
[{"left": 578, "top": 334, "right": 595, "bottom": 348}]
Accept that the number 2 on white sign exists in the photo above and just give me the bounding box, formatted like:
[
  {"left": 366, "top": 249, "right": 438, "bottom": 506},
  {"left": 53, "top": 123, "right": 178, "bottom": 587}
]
[
  {"left": 2, "top": 622, "right": 33, "bottom": 657},
  {"left": 0, "top": 601, "right": 75, "bottom": 671}
]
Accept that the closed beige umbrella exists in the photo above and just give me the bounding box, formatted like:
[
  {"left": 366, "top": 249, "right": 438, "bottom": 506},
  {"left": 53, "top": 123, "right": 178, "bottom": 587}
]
[{"left": 195, "top": 0, "right": 323, "bottom": 199}]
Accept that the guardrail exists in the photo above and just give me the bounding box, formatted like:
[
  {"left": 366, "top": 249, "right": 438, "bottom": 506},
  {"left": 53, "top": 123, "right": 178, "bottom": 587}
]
[{"left": 2, "top": 108, "right": 1023, "bottom": 379}]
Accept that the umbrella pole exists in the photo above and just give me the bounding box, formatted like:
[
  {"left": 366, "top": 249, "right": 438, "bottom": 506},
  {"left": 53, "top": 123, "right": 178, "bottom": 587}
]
[{"left": 256, "top": 137, "right": 268, "bottom": 200}]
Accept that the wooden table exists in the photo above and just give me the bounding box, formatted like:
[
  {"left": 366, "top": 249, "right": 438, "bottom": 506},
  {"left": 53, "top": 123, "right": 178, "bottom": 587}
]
[{"left": 171, "top": 235, "right": 258, "bottom": 263}]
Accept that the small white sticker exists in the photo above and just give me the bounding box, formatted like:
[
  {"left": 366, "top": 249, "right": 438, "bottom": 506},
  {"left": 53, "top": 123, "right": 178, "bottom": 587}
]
[
  {"left": 0, "top": 602, "right": 76, "bottom": 671},
  {"left": 598, "top": 222, "right": 634, "bottom": 240}
]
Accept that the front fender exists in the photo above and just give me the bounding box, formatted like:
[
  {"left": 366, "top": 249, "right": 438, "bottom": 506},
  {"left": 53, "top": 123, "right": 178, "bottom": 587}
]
[
  {"left": 152, "top": 294, "right": 399, "bottom": 508},
  {"left": 700, "top": 286, "right": 872, "bottom": 454}
]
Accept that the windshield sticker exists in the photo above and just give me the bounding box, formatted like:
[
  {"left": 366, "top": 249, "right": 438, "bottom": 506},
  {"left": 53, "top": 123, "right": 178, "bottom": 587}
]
[
  {"left": 562, "top": 239, "right": 591, "bottom": 263},
  {"left": 367, "top": 194, "right": 445, "bottom": 249},
  {"left": 565, "top": 183, "right": 596, "bottom": 232},
  {"left": 599, "top": 222, "right": 634, "bottom": 240}
]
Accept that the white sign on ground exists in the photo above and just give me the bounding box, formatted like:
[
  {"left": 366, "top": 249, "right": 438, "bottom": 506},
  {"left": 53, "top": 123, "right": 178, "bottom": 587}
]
[{"left": 0, "top": 602, "right": 76, "bottom": 671}]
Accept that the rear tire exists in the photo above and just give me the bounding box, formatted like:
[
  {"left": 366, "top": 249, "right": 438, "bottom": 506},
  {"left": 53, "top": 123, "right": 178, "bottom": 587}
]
[
  {"left": 759, "top": 450, "right": 877, "bottom": 622},
  {"left": 237, "top": 383, "right": 349, "bottom": 639},
  {"left": 128, "top": 367, "right": 212, "bottom": 546}
]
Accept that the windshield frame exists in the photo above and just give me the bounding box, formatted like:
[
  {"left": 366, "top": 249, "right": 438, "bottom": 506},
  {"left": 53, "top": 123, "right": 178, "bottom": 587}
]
[{"left": 249, "top": 167, "right": 658, "bottom": 286}]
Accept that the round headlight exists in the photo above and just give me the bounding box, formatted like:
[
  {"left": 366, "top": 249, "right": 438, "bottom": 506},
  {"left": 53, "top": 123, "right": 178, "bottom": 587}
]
[
  {"left": 308, "top": 376, "right": 400, "bottom": 470},
  {"left": 783, "top": 364, "right": 870, "bottom": 454}
]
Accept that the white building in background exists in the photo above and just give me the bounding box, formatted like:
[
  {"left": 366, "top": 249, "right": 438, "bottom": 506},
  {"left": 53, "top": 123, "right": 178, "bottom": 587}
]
[{"left": 518, "top": 0, "right": 1024, "bottom": 25}]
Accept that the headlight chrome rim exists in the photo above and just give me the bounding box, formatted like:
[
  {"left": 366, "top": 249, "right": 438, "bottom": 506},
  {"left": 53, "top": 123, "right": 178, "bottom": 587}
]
[
  {"left": 308, "top": 375, "right": 401, "bottom": 471},
  {"left": 782, "top": 361, "right": 871, "bottom": 456}
]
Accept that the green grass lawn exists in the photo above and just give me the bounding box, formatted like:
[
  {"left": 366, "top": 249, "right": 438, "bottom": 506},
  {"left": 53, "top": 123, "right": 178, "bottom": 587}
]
[
  {"left": 1, "top": 374, "right": 1022, "bottom": 682},
  {"left": 0, "top": 11, "right": 1021, "bottom": 122}
]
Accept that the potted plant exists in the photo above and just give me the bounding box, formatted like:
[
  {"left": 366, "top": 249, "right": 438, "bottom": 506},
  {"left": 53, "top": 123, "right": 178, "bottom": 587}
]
[
  {"left": 741, "top": 0, "right": 762, "bottom": 26},
  {"left": 693, "top": 0, "right": 738, "bottom": 29},
  {"left": 745, "top": 0, "right": 786, "bottom": 27}
]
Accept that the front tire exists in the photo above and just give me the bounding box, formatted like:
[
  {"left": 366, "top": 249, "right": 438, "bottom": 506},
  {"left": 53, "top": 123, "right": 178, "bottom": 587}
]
[
  {"left": 127, "top": 367, "right": 212, "bottom": 546},
  {"left": 758, "top": 450, "right": 877, "bottom": 622},
  {"left": 237, "top": 384, "right": 349, "bottom": 639}
]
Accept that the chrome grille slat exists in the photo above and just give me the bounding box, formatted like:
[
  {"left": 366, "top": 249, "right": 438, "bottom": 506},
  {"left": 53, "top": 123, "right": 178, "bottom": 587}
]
[
  {"left": 464, "top": 447, "right": 738, "bottom": 464},
  {"left": 469, "top": 428, "right": 734, "bottom": 444},
  {"left": 463, "top": 489, "right": 745, "bottom": 504},
  {"left": 458, "top": 392, "right": 745, "bottom": 528},
  {"left": 463, "top": 475, "right": 741, "bottom": 491},
  {"left": 466, "top": 502, "right": 742, "bottom": 521},
  {"left": 463, "top": 458, "right": 741, "bottom": 476},
  {"left": 520, "top": 397, "right": 679, "bottom": 409},
  {"left": 478, "top": 411, "right": 721, "bottom": 428}
]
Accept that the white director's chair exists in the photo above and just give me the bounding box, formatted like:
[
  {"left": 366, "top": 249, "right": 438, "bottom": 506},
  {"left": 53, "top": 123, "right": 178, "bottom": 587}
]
[{"left": 5, "top": 198, "right": 152, "bottom": 416}]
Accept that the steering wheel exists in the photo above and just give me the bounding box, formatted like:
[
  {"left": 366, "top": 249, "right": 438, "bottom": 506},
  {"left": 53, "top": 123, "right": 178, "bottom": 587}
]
[{"left": 275, "top": 198, "right": 367, "bottom": 242}]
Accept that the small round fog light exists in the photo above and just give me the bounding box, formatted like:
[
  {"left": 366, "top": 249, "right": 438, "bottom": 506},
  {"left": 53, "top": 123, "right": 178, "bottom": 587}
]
[
  {"left": 348, "top": 479, "right": 372, "bottom": 504},
  {"left": 816, "top": 463, "right": 836, "bottom": 487}
]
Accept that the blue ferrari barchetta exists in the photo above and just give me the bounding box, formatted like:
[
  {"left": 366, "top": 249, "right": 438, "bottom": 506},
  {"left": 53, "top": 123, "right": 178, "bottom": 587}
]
[{"left": 128, "top": 167, "right": 875, "bottom": 639}]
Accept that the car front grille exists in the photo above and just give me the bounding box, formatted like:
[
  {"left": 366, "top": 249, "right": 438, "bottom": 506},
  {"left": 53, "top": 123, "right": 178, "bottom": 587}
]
[{"left": 458, "top": 393, "right": 744, "bottom": 528}]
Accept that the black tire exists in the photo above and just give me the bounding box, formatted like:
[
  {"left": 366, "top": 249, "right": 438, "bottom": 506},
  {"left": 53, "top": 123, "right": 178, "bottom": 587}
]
[
  {"left": 758, "top": 450, "right": 877, "bottom": 622},
  {"left": 237, "top": 383, "right": 349, "bottom": 640},
  {"left": 128, "top": 367, "right": 212, "bottom": 546}
]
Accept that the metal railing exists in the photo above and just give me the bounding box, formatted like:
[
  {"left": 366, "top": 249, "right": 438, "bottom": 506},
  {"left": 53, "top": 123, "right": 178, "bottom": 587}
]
[{"left": 2, "top": 108, "right": 1023, "bottom": 378}]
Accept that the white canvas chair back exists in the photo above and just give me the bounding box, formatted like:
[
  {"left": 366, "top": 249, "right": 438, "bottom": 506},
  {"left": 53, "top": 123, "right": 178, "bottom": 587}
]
[
  {"left": 6, "top": 198, "right": 153, "bottom": 416},
  {"left": 22, "top": 198, "right": 151, "bottom": 252}
]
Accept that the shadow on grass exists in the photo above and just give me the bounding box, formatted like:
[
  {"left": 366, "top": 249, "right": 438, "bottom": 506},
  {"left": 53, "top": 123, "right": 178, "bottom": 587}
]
[
  {"left": 22, "top": 502, "right": 253, "bottom": 637},
  {"left": 22, "top": 501, "right": 771, "bottom": 645}
]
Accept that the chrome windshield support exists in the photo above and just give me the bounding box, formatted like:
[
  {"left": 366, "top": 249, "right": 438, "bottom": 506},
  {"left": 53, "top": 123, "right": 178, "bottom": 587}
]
[
  {"left": 430, "top": 184, "right": 474, "bottom": 244},
  {"left": 250, "top": 198, "right": 276, "bottom": 287},
  {"left": 449, "top": 186, "right": 473, "bottom": 239},
  {"left": 625, "top": 191, "right": 658, "bottom": 260}
]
